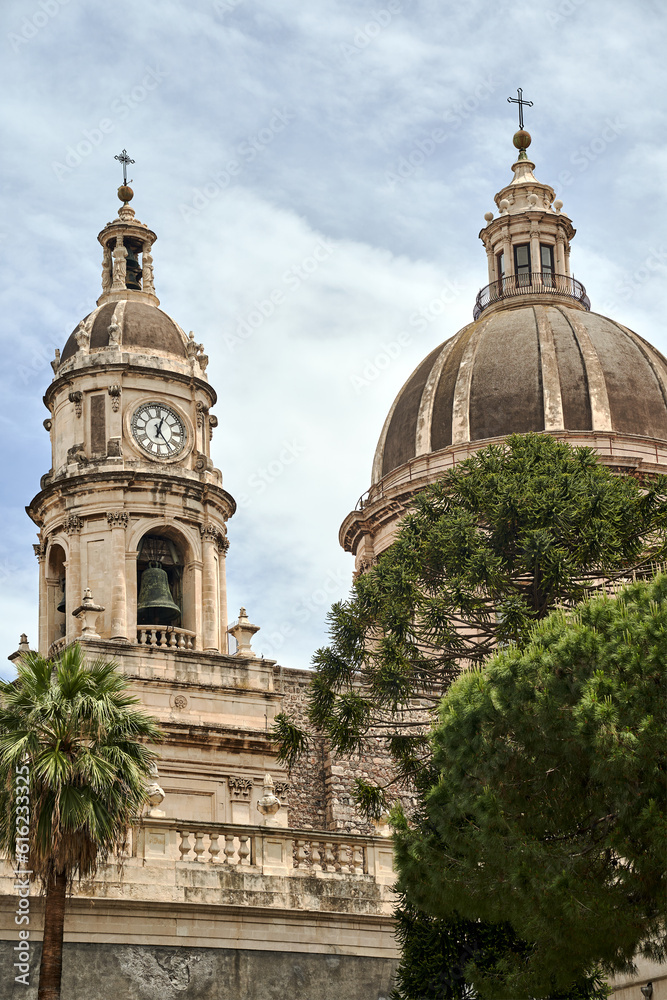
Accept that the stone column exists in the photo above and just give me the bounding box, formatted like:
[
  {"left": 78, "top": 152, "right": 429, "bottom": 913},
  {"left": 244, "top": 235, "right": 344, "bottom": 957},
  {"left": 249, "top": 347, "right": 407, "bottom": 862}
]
[
  {"left": 142, "top": 242, "right": 155, "bottom": 295},
  {"left": 107, "top": 512, "right": 129, "bottom": 640},
  {"left": 555, "top": 235, "right": 566, "bottom": 276},
  {"left": 200, "top": 524, "right": 220, "bottom": 652},
  {"left": 485, "top": 246, "right": 495, "bottom": 285},
  {"left": 34, "top": 541, "right": 48, "bottom": 654},
  {"left": 530, "top": 223, "right": 541, "bottom": 280},
  {"left": 217, "top": 533, "right": 229, "bottom": 652},
  {"left": 64, "top": 515, "right": 83, "bottom": 643},
  {"left": 564, "top": 243, "right": 571, "bottom": 276},
  {"left": 503, "top": 233, "right": 512, "bottom": 277}
]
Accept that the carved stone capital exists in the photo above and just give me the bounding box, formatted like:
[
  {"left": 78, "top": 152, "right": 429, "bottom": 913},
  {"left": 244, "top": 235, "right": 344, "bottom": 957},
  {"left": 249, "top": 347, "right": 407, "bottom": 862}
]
[
  {"left": 33, "top": 535, "right": 48, "bottom": 560},
  {"left": 199, "top": 522, "right": 219, "bottom": 542},
  {"left": 217, "top": 535, "right": 230, "bottom": 555},
  {"left": 106, "top": 511, "right": 129, "bottom": 529},
  {"left": 227, "top": 776, "right": 253, "bottom": 800},
  {"left": 64, "top": 514, "right": 83, "bottom": 534}
]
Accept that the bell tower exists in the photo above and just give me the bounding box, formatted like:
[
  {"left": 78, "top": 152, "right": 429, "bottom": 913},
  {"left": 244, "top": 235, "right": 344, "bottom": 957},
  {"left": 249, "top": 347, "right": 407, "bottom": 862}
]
[{"left": 28, "top": 169, "right": 235, "bottom": 658}]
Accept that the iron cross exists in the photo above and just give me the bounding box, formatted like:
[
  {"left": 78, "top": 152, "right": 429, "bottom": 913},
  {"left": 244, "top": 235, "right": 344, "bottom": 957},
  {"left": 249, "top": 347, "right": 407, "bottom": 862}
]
[
  {"left": 507, "top": 88, "right": 533, "bottom": 129},
  {"left": 114, "top": 149, "right": 135, "bottom": 184}
]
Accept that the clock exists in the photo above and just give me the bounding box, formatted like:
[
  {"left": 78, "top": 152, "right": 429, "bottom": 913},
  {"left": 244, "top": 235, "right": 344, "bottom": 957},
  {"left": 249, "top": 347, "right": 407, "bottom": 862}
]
[{"left": 131, "top": 403, "right": 186, "bottom": 458}]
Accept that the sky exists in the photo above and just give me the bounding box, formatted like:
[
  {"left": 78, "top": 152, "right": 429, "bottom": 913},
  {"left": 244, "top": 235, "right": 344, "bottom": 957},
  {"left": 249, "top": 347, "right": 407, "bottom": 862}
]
[{"left": 1, "top": 0, "right": 666, "bottom": 678}]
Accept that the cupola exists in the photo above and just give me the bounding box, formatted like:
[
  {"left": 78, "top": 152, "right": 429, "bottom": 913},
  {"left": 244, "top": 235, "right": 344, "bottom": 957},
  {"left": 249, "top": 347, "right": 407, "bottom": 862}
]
[{"left": 339, "top": 102, "right": 667, "bottom": 575}]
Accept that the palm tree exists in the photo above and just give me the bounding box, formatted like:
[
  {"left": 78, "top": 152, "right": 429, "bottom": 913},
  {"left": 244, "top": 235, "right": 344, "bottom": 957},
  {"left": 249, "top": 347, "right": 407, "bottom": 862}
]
[{"left": 0, "top": 644, "right": 162, "bottom": 1000}]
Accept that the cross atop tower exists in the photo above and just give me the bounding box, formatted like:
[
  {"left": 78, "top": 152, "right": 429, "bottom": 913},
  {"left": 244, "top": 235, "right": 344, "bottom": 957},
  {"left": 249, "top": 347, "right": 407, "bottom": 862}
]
[
  {"left": 114, "top": 149, "right": 135, "bottom": 185},
  {"left": 507, "top": 88, "right": 533, "bottom": 130}
]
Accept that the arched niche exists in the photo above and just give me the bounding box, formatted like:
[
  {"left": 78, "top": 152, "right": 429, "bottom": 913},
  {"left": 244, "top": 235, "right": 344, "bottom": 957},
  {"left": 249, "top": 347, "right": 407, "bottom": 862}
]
[
  {"left": 46, "top": 541, "right": 67, "bottom": 650},
  {"left": 132, "top": 523, "right": 198, "bottom": 640}
]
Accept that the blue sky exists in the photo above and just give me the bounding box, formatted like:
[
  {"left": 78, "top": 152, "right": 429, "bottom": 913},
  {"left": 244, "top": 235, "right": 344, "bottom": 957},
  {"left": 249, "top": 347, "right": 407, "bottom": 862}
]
[{"left": 1, "top": 0, "right": 666, "bottom": 677}]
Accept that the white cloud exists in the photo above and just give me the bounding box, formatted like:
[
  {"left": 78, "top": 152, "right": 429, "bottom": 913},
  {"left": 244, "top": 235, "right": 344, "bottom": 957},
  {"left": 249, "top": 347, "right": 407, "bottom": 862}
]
[{"left": 1, "top": 0, "right": 665, "bottom": 678}]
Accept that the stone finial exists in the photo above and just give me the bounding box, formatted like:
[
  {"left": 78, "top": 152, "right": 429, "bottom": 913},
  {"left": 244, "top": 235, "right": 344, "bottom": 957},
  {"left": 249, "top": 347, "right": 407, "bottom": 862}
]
[
  {"left": 227, "top": 607, "right": 260, "bottom": 657},
  {"left": 8, "top": 634, "right": 35, "bottom": 664},
  {"left": 50, "top": 349, "right": 61, "bottom": 374},
  {"left": 146, "top": 761, "right": 166, "bottom": 818},
  {"left": 72, "top": 588, "right": 105, "bottom": 641},
  {"left": 256, "top": 774, "right": 281, "bottom": 826}
]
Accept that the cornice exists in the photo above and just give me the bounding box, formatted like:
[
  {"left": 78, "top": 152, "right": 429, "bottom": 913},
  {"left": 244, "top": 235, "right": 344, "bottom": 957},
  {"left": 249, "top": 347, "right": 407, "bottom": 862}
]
[{"left": 44, "top": 360, "right": 217, "bottom": 410}]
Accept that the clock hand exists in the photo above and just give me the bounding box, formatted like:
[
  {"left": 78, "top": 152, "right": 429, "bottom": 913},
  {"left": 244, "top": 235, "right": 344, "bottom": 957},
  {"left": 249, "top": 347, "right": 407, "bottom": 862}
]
[{"left": 155, "top": 423, "right": 173, "bottom": 450}]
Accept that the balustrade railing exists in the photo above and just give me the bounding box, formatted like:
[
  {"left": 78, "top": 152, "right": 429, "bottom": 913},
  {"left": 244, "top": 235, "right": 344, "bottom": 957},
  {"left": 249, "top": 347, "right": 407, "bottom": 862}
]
[
  {"left": 174, "top": 825, "right": 373, "bottom": 877},
  {"left": 137, "top": 626, "right": 196, "bottom": 650},
  {"left": 293, "top": 836, "right": 365, "bottom": 875},
  {"left": 473, "top": 271, "right": 590, "bottom": 319}
]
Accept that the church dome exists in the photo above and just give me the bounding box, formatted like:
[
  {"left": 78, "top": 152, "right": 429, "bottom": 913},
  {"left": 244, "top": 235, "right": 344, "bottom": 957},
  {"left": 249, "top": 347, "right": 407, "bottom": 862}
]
[
  {"left": 374, "top": 304, "right": 667, "bottom": 484},
  {"left": 340, "top": 126, "right": 667, "bottom": 571},
  {"left": 60, "top": 300, "right": 189, "bottom": 363}
]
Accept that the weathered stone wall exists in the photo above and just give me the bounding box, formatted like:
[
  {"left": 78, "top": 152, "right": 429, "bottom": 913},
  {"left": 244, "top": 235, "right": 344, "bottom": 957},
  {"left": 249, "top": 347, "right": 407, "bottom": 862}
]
[
  {"left": 0, "top": 942, "right": 397, "bottom": 1000},
  {"left": 274, "top": 666, "right": 328, "bottom": 830},
  {"left": 274, "top": 666, "right": 416, "bottom": 836}
]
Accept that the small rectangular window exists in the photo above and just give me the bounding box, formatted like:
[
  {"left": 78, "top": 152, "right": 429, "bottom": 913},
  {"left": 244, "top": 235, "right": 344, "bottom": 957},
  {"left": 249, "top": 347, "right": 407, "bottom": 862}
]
[
  {"left": 540, "top": 244, "right": 554, "bottom": 273},
  {"left": 514, "top": 243, "right": 531, "bottom": 286},
  {"left": 496, "top": 252, "right": 505, "bottom": 283}
]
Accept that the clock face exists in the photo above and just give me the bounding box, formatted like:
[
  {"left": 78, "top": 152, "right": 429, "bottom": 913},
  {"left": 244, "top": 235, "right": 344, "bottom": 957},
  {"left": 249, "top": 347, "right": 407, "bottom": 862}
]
[{"left": 131, "top": 403, "right": 186, "bottom": 458}]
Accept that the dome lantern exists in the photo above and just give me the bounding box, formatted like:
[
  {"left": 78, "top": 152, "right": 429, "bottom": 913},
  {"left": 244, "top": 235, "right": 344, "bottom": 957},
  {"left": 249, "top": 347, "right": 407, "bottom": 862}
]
[
  {"left": 97, "top": 150, "right": 159, "bottom": 308},
  {"left": 476, "top": 132, "right": 588, "bottom": 319}
]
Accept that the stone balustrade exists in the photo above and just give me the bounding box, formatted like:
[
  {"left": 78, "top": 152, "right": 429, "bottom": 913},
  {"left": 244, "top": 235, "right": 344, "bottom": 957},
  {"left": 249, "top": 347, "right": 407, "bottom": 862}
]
[
  {"left": 135, "top": 819, "right": 396, "bottom": 885},
  {"left": 137, "top": 626, "right": 196, "bottom": 649}
]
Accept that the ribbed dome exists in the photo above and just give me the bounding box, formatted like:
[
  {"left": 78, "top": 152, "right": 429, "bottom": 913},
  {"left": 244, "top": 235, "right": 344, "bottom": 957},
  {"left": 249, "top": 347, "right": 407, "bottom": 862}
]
[
  {"left": 373, "top": 304, "right": 667, "bottom": 484},
  {"left": 61, "top": 300, "right": 188, "bottom": 363}
]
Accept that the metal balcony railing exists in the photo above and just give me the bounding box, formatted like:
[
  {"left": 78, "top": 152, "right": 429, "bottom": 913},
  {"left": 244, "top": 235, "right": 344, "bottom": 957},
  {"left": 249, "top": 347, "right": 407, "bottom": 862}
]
[{"left": 473, "top": 271, "right": 590, "bottom": 320}]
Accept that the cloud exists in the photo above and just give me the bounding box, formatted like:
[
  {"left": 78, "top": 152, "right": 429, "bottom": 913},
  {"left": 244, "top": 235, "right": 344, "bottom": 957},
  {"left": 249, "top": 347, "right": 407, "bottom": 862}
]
[{"left": 1, "top": 0, "right": 665, "bottom": 676}]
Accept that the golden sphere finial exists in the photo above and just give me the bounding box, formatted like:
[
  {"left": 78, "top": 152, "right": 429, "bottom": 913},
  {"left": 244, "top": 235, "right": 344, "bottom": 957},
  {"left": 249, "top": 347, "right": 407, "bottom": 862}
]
[
  {"left": 117, "top": 184, "right": 134, "bottom": 204},
  {"left": 513, "top": 129, "right": 532, "bottom": 151}
]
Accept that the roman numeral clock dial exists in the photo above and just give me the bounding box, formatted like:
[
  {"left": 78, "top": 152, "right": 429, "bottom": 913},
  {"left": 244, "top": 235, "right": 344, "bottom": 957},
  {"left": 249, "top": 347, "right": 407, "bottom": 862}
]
[{"left": 131, "top": 403, "right": 186, "bottom": 458}]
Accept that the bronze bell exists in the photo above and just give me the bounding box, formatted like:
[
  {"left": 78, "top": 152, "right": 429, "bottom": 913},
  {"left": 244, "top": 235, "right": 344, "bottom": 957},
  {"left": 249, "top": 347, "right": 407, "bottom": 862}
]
[
  {"left": 125, "top": 245, "right": 143, "bottom": 291},
  {"left": 137, "top": 562, "right": 181, "bottom": 625},
  {"left": 56, "top": 579, "right": 66, "bottom": 615}
]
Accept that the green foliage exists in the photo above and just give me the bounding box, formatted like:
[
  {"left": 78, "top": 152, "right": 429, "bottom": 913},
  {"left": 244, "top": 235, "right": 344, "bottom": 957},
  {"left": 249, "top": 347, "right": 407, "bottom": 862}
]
[
  {"left": 389, "top": 900, "right": 610, "bottom": 1000},
  {"left": 273, "top": 434, "right": 667, "bottom": 797},
  {"left": 0, "top": 643, "right": 163, "bottom": 885},
  {"left": 393, "top": 575, "right": 667, "bottom": 997}
]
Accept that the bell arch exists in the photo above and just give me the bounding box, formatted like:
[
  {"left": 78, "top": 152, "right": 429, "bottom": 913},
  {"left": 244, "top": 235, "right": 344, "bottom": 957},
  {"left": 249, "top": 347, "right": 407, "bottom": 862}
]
[
  {"left": 129, "top": 521, "right": 201, "bottom": 646},
  {"left": 45, "top": 540, "right": 67, "bottom": 653}
]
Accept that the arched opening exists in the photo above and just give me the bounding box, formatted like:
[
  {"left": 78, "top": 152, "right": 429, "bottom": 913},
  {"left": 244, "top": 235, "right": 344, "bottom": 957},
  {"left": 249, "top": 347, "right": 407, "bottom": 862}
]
[
  {"left": 46, "top": 543, "right": 67, "bottom": 651},
  {"left": 136, "top": 534, "right": 183, "bottom": 627}
]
